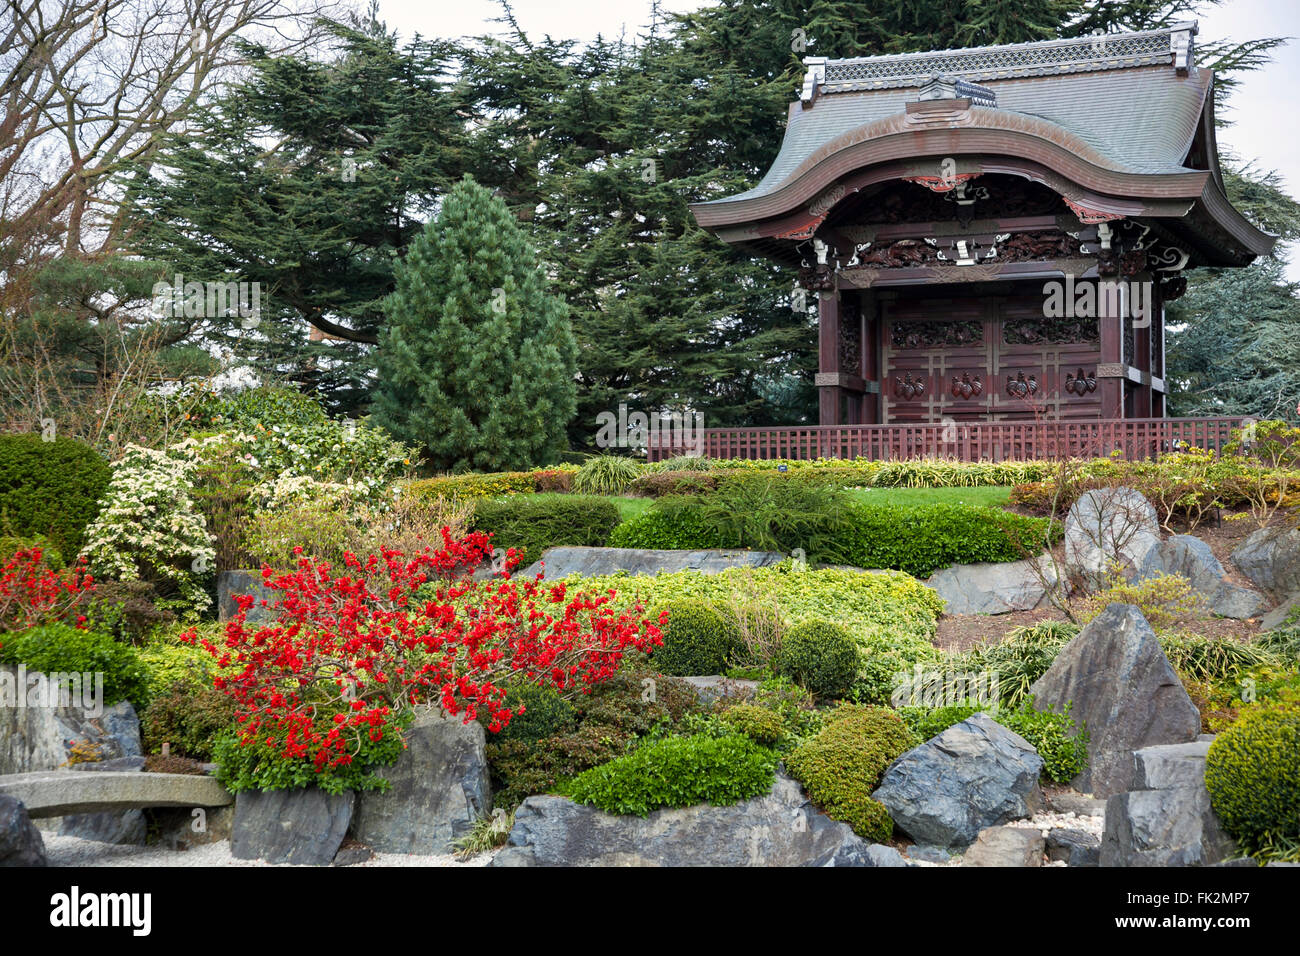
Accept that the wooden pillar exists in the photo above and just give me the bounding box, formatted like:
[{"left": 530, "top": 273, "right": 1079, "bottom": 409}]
[
  {"left": 1132, "top": 274, "right": 1153, "bottom": 418},
  {"left": 862, "top": 292, "right": 880, "bottom": 425},
  {"left": 1098, "top": 278, "right": 1124, "bottom": 422},
  {"left": 817, "top": 289, "right": 842, "bottom": 426}
]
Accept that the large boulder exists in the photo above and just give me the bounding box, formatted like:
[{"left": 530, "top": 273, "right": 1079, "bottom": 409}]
[
  {"left": 1138, "top": 535, "right": 1264, "bottom": 620},
  {"left": 0, "top": 796, "right": 46, "bottom": 867},
  {"left": 924, "top": 556, "right": 1057, "bottom": 615},
  {"left": 488, "top": 773, "right": 905, "bottom": 867},
  {"left": 1064, "top": 487, "right": 1161, "bottom": 585},
  {"left": 351, "top": 709, "right": 491, "bottom": 854},
  {"left": 1029, "top": 603, "right": 1200, "bottom": 798},
  {"left": 231, "top": 788, "right": 354, "bottom": 865},
  {"left": 521, "top": 547, "right": 787, "bottom": 580},
  {"left": 217, "top": 570, "right": 279, "bottom": 623},
  {"left": 1231, "top": 526, "right": 1300, "bottom": 594},
  {"left": 1101, "top": 741, "right": 1238, "bottom": 867},
  {"left": 872, "top": 713, "right": 1043, "bottom": 851}
]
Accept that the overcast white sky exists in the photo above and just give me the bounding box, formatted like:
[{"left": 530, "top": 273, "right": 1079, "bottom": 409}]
[{"left": 378, "top": 0, "right": 1300, "bottom": 274}]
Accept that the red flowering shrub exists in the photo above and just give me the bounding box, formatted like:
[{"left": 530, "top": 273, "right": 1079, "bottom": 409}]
[
  {"left": 187, "top": 528, "right": 664, "bottom": 791},
  {"left": 0, "top": 548, "right": 95, "bottom": 634}
]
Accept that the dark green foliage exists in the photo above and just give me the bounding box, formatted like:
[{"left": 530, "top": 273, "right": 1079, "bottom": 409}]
[
  {"left": 1205, "top": 695, "right": 1300, "bottom": 853},
  {"left": 998, "top": 700, "right": 1089, "bottom": 784},
  {"left": 699, "top": 476, "right": 854, "bottom": 556},
  {"left": 141, "top": 680, "right": 241, "bottom": 760},
  {"left": 374, "top": 176, "right": 578, "bottom": 471},
  {"left": 470, "top": 494, "right": 620, "bottom": 564},
  {"left": 185, "top": 385, "right": 330, "bottom": 433},
  {"left": 606, "top": 496, "right": 725, "bottom": 549},
  {"left": 562, "top": 733, "right": 777, "bottom": 816},
  {"left": 0, "top": 625, "right": 148, "bottom": 710},
  {"left": 0, "top": 434, "right": 109, "bottom": 557},
  {"left": 653, "top": 600, "right": 740, "bottom": 676},
  {"left": 486, "top": 671, "right": 702, "bottom": 808},
  {"left": 777, "top": 618, "right": 859, "bottom": 699},
  {"left": 493, "top": 683, "right": 577, "bottom": 743},
  {"left": 784, "top": 705, "right": 917, "bottom": 842},
  {"left": 78, "top": 579, "right": 176, "bottom": 644}
]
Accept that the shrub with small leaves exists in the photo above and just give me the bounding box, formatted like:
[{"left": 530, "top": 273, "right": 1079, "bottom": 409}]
[
  {"left": 0, "top": 624, "right": 148, "bottom": 710},
  {"left": 784, "top": 705, "right": 916, "bottom": 842},
  {"left": 777, "top": 618, "right": 859, "bottom": 699},
  {"left": 1205, "top": 693, "right": 1300, "bottom": 855},
  {"left": 653, "top": 599, "right": 739, "bottom": 676},
  {"left": 562, "top": 733, "right": 777, "bottom": 816},
  {"left": 718, "top": 704, "right": 787, "bottom": 748}
]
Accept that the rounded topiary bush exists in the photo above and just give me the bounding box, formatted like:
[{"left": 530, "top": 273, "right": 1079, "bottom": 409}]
[
  {"left": 652, "top": 599, "right": 739, "bottom": 676},
  {"left": 0, "top": 434, "right": 109, "bottom": 558},
  {"left": 784, "top": 705, "right": 917, "bottom": 842},
  {"left": 1205, "top": 696, "right": 1300, "bottom": 853},
  {"left": 777, "top": 618, "right": 859, "bottom": 698}
]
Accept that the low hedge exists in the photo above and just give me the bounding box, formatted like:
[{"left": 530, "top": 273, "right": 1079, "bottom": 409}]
[
  {"left": 0, "top": 434, "right": 110, "bottom": 558},
  {"left": 470, "top": 494, "right": 621, "bottom": 564},
  {"left": 562, "top": 733, "right": 778, "bottom": 815},
  {"left": 784, "top": 705, "right": 916, "bottom": 842},
  {"left": 608, "top": 496, "right": 1056, "bottom": 578},
  {"left": 406, "top": 466, "right": 579, "bottom": 502}
]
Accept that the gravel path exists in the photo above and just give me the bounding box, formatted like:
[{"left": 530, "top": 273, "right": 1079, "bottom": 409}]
[{"left": 42, "top": 834, "right": 497, "bottom": 867}]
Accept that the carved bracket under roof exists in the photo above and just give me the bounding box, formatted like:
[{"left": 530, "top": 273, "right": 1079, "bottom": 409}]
[{"left": 1064, "top": 198, "right": 1126, "bottom": 224}]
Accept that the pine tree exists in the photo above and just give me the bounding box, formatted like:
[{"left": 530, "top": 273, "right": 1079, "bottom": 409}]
[{"left": 374, "top": 177, "right": 578, "bottom": 471}]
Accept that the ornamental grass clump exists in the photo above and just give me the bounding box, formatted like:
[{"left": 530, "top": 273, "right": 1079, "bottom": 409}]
[{"left": 185, "top": 530, "right": 664, "bottom": 793}]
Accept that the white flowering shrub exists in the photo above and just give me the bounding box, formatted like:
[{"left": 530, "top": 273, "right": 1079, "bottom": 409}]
[{"left": 83, "top": 444, "right": 216, "bottom": 616}]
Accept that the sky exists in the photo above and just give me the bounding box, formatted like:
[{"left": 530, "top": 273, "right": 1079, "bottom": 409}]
[{"left": 378, "top": 0, "right": 1300, "bottom": 274}]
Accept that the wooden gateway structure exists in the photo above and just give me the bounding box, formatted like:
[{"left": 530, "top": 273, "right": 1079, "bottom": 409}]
[{"left": 683, "top": 22, "right": 1274, "bottom": 461}]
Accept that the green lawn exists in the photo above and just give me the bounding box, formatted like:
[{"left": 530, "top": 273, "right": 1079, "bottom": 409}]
[{"left": 844, "top": 486, "right": 1013, "bottom": 509}]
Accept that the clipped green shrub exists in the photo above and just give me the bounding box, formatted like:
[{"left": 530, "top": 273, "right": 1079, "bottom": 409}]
[
  {"left": 718, "top": 704, "right": 787, "bottom": 747},
  {"left": 777, "top": 618, "right": 858, "bottom": 699},
  {"left": 572, "top": 455, "right": 642, "bottom": 495},
  {"left": 838, "top": 503, "right": 1058, "bottom": 577},
  {"left": 471, "top": 494, "right": 620, "bottom": 564},
  {"left": 0, "top": 624, "right": 148, "bottom": 710},
  {"left": 494, "top": 683, "right": 578, "bottom": 743},
  {"left": 1205, "top": 695, "right": 1300, "bottom": 854},
  {"left": 0, "top": 434, "right": 110, "bottom": 558},
  {"left": 653, "top": 599, "right": 740, "bottom": 676},
  {"left": 784, "top": 705, "right": 916, "bottom": 842},
  {"left": 562, "top": 733, "right": 777, "bottom": 815}
]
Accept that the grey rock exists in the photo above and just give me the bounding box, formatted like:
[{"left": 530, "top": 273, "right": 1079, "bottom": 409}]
[
  {"left": 521, "top": 546, "right": 787, "bottom": 580},
  {"left": 924, "top": 556, "right": 1058, "bottom": 615},
  {"left": 231, "top": 788, "right": 354, "bottom": 866},
  {"left": 961, "top": 826, "right": 1044, "bottom": 867},
  {"left": 148, "top": 805, "right": 233, "bottom": 849},
  {"left": 69, "top": 756, "right": 146, "bottom": 773},
  {"left": 905, "top": 844, "right": 955, "bottom": 864},
  {"left": 1047, "top": 828, "right": 1101, "bottom": 866},
  {"left": 488, "top": 773, "right": 892, "bottom": 867},
  {"left": 217, "top": 569, "right": 279, "bottom": 623},
  {"left": 872, "top": 714, "right": 1043, "bottom": 850},
  {"left": 0, "top": 680, "right": 142, "bottom": 774},
  {"left": 0, "top": 770, "right": 231, "bottom": 818},
  {"left": 1045, "top": 791, "right": 1106, "bottom": 817},
  {"left": 351, "top": 709, "right": 491, "bottom": 854},
  {"left": 332, "top": 844, "right": 375, "bottom": 866},
  {"left": 1100, "top": 786, "right": 1237, "bottom": 867},
  {"left": 1213, "top": 857, "right": 1260, "bottom": 867},
  {"left": 61, "top": 749, "right": 148, "bottom": 845},
  {"left": 680, "top": 676, "right": 759, "bottom": 706},
  {"left": 1138, "top": 535, "right": 1265, "bottom": 620},
  {"left": 1260, "top": 591, "right": 1300, "bottom": 630},
  {"left": 0, "top": 796, "right": 46, "bottom": 866},
  {"left": 1232, "top": 526, "right": 1300, "bottom": 594},
  {"left": 1132, "top": 740, "right": 1213, "bottom": 791},
  {"left": 1267, "top": 861, "right": 1300, "bottom": 867},
  {"left": 1029, "top": 603, "right": 1201, "bottom": 798},
  {"left": 1065, "top": 487, "right": 1161, "bottom": 584}
]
